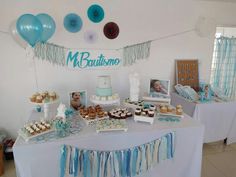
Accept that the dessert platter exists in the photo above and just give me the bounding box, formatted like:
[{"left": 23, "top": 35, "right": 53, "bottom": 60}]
[
  {"left": 108, "top": 108, "right": 133, "bottom": 119},
  {"left": 96, "top": 119, "right": 128, "bottom": 133},
  {"left": 29, "top": 91, "right": 59, "bottom": 105},
  {"left": 90, "top": 76, "right": 120, "bottom": 106},
  {"left": 134, "top": 106, "right": 156, "bottom": 124},
  {"left": 123, "top": 98, "right": 144, "bottom": 109},
  {"left": 157, "top": 104, "right": 183, "bottom": 118},
  {"left": 18, "top": 119, "right": 54, "bottom": 142},
  {"left": 78, "top": 105, "right": 109, "bottom": 125}
]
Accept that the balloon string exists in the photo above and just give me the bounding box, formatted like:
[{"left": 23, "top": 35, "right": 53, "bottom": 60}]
[{"left": 32, "top": 56, "right": 39, "bottom": 92}]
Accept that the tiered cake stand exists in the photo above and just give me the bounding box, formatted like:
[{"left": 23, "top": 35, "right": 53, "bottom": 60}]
[{"left": 30, "top": 97, "right": 60, "bottom": 118}]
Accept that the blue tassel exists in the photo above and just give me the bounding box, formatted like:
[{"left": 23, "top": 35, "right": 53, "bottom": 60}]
[
  {"left": 131, "top": 148, "right": 138, "bottom": 176},
  {"left": 166, "top": 134, "right": 171, "bottom": 159},
  {"left": 74, "top": 148, "right": 79, "bottom": 177},
  {"left": 60, "top": 145, "right": 67, "bottom": 177}
]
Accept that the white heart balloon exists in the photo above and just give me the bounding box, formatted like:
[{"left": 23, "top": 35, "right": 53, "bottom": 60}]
[{"left": 9, "top": 19, "right": 28, "bottom": 49}]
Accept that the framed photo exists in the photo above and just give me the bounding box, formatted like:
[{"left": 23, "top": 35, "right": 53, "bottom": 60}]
[
  {"left": 69, "top": 91, "right": 87, "bottom": 111},
  {"left": 149, "top": 79, "right": 170, "bottom": 98}
]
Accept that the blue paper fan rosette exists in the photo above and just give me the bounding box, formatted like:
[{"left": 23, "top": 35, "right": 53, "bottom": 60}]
[
  {"left": 87, "top": 4, "right": 104, "bottom": 23},
  {"left": 64, "top": 13, "right": 83, "bottom": 33}
]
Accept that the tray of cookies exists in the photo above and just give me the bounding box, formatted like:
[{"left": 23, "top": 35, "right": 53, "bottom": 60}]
[
  {"left": 96, "top": 119, "right": 128, "bottom": 133},
  {"left": 108, "top": 108, "right": 133, "bottom": 119},
  {"left": 157, "top": 104, "right": 184, "bottom": 118},
  {"left": 79, "top": 105, "right": 109, "bottom": 125},
  {"left": 134, "top": 107, "right": 156, "bottom": 124},
  {"left": 18, "top": 119, "right": 54, "bottom": 142}
]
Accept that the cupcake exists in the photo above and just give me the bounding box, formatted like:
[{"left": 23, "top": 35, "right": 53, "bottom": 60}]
[
  {"left": 98, "top": 111, "right": 104, "bottom": 118},
  {"left": 135, "top": 108, "right": 141, "bottom": 116},
  {"left": 148, "top": 110, "right": 155, "bottom": 117},
  {"left": 143, "top": 108, "right": 149, "bottom": 114},
  {"left": 36, "top": 95, "right": 43, "bottom": 103},
  {"left": 149, "top": 105, "right": 156, "bottom": 111},
  {"left": 30, "top": 95, "right": 36, "bottom": 102},
  {"left": 160, "top": 106, "right": 167, "bottom": 113},
  {"left": 108, "top": 96, "right": 113, "bottom": 100},
  {"left": 176, "top": 105, "right": 182, "bottom": 110},
  {"left": 121, "top": 113, "right": 126, "bottom": 119},
  {"left": 141, "top": 111, "right": 147, "bottom": 116},
  {"left": 176, "top": 108, "right": 183, "bottom": 115},
  {"left": 167, "top": 106, "right": 172, "bottom": 112},
  {"left": 126, "top": 112, "right": 132, "bottom": 117},
  {"left": 49, "top": 92, "right": 57, "bottom": 101},
  {"left": 101, "top": 97, "right": 107, "bottom": 101}
]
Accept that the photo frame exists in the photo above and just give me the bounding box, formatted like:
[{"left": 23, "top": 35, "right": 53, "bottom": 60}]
[
  {"left": 149, "top": 79, "right": 170, "bottom": 98},
  {"left": 69, "top": 90, "right": 87, "bottom": 111}
]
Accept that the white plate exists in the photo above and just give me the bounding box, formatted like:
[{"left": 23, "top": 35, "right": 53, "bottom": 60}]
[
  {"left": 18, "top": 128, "right": 55, "bottom": 142},
  {"left": 134, "top": 115, "right": 156, "bottom": 124}
]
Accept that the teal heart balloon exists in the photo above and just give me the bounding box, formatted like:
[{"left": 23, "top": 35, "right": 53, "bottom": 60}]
[
  {"left": 36, "top": 13, "right": 56, "bottom": 43},
  {"left": 16, "top": 14, "right": 43, "bottom": 47}
]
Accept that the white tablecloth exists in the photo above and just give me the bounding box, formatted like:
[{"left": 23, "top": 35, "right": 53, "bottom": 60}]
[
  {"left": 13, "top": 112, "right": 204, "bottom": 177},
  {"left": 171, "top": 92, "right": 236, "bottom": 144}
]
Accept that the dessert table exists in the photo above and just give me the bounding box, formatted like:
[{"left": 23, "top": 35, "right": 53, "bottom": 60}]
[
  {"left": 171, "top": 92, "right": 236, "bottom": 144},
  {"left": 13, "top": 111, "right": 204, "bottom": 177}
]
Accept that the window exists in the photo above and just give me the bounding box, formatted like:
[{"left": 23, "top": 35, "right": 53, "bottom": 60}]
[{"left": 210, "top": 27, "right": 236, "bottom": 99}]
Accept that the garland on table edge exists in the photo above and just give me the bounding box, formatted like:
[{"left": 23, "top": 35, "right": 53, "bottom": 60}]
[{"left": 60, "top": 132, "right": 175, "bottom": 177}]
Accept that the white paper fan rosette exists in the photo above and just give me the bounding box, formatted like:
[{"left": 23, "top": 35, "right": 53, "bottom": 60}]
[
  {"left": 195, "top": 16, "right": 216, "bottom": 37},
  {"left": 84, "top": 30, "right": 98, "bottom": 44}
]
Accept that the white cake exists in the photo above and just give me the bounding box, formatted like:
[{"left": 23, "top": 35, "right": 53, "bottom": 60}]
[{"left": 96, "top": 76, "right": 112, "bottom": 97}]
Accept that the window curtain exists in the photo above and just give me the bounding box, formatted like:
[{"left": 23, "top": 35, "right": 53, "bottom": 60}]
[{"left": 210, "top": 36, "right": 236, "bottom": 99}]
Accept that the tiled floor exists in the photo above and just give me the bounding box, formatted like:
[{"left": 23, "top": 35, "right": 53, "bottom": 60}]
[
  {"left": 1, "top": 142, "right": 236, "bottom": 177},
  {"left": 202, "top": 141, "right": 236, "bottom": 177}
]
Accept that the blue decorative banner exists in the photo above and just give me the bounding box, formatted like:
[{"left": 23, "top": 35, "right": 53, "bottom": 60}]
[
  {"left": 66, "top": 49, "right": 121, "bottom": 69},
  {"left": 60, "top": 132, "right": 175, "bottom": 177}
]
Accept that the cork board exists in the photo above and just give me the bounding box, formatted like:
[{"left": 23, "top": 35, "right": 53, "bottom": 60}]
[{"left": 175, "top": 60, "right": 199, "bottom": 91}]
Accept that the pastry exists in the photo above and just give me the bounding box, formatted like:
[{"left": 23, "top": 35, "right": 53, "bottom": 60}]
[
  {"left": 98, "top": 111, "right": 105, "bottom": 118},
  {"left": 149, "top": 104, "right": 156, "bottom": 111},
  {"left": 89, "top": 112, "right": 96, "bottom": 119},
  {"left": 30, "top": 95, "right": 37, "bottom": 102},
  {"left": 160, "top": 106, "right": 167, "bottom": 113},
  {"left": 176, "top": 105, "right": 182, "bottom": 109},
  {"left": 49, "top": 92, "right": 57, "bottom": 100},
  {"left": 176, "top": 108, "right": 183, "bottom": 115},
  {"left": 143, "top": 108, "right": 149, "bottom": 114},
  {"left": 108, "top": 96, "right": 113, "bottom": 100},
  {"left": 148, "top": 110, "right": 155, "bottom": 117},
  {"left": 127, "top": 112, "right": 132, "bottom": 117},
  {"left": 121, "top": 113, "right": 126, "bottom": 119},
  {"left": 167, "top": 106, "right": 172, "bottom": 112},
  {"left": 36, "top": 95, "right": 43, "bottom": 103},
  {"left": 135, "top": 108, "right": 141, "bottom": 116},
  {"left": 141, "top": 111, "right": 146, "bottom": 116}
]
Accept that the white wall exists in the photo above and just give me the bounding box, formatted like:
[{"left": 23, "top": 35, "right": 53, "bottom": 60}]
[{"left": 1, "top": 0, "right": 236, "bottom": 138}]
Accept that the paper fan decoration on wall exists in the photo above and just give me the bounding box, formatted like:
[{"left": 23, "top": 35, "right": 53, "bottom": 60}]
[
  {"left": 103, "top": 22, "right": 119, "bottom": 39},
  {"left": 87, "top": 4, "right": 104, "bottom": 23},
  {"left": 84, "top": 30, "right": 98, "bottom": 44},
  {"left": 64, "top": 13, "right": 83, "bottom": 33}
]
